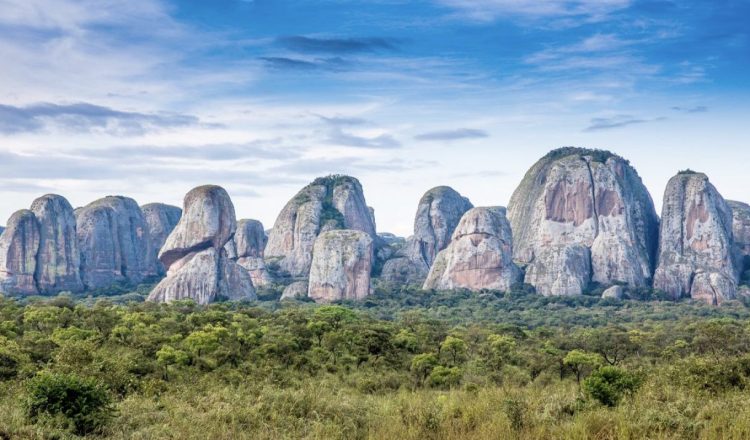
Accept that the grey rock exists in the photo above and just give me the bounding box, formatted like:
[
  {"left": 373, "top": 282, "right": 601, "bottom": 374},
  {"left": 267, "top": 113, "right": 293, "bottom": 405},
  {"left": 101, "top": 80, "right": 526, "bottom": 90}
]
[
  {"left": 281, "top": 280, "right": 308, "bottom": 300},
  {"left": 728, "top": 201, "right": 750, "bottom": 258},
  {"left": 653, "top": 172, "right": 740, "bottom": 304},
  {"left": 232, "top": 219, "right": 271, "bottom": 287},
  {"left": 141, "top": 203, "right": 181, "bottom": 276},
  {"left": 308, "top": 230, "right": 373, "bottom": 303},
  {"left": 423, "top": 207, "right": 522, "bottom": 292},
  {"left": 0, "top": 210, "right": 41, "bottom": 295},
  {"left": 602, "top": 285, "right": 625, "bottom": 300},
  {"left": 0, "top": 227, "right": 4, "bottom": 236},
  {"left": 30, "top": 194, "right": 83, "bottom": 294},
  {"left": 507, "top": 148, "right": 659, "bottom": 296},
  {"left": 265, "top": 175, "right": 377, "bottom": 277},
  {"left": 380, "top": 256, "right": 426, "bottom": 286}
]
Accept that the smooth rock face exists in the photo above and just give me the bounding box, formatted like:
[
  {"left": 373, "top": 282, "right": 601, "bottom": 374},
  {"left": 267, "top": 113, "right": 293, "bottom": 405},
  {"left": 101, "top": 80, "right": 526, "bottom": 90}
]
[
  {"left": 76, "top": 196, "right": 152, "bottom": 289},
  {"left": 148, "top": 185, "right": 255, "bottom": 304},
  {"left": 308, "top": 230, "right": 373, "bottom": 303},
  {"left": 233, "top": 219, "right": 271, "bottom": 287},
  {"left": 728, "top": 201, "right": 750, "bottom": 258},
  {"left": 653, "top": 172, "right": 739, "bottom": 304},
  {"left": 0, "top": 210, "right": 41, "bottom": 295},
  {"left": 265, "top": 175, "right": 377, "bottom": 277},
  {"left": 30, "top": 195, "right": 83, "bottom": 294},
  {"left": 281, "top": 280, "right": 308, "bottom": 300},
  {"left": 406, "top": 186, "right": 474, "bottom": 271},
  {"left": 423, "top": 207, "right": 522, "bottom": 292},
  {"left": 507, "top": 148, "right": 659, "bottom": 296},
  {"left": 141, "top": 203, "right": 182, "bottom": 276},
  {"left": 602, "top": 285, "right": 625, "bottom": 299}
]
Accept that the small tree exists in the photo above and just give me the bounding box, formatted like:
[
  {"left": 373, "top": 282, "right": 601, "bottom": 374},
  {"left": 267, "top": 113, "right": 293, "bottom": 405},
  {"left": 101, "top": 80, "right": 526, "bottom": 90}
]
[
  {"left": 411, "top": 353, "right": 438, "bottom": 386},
  {"left": 564, "top": 350, "right": 603, "bottom": 383},
  {"left": 440, "top": 336, "right": 467, "bottom": 366},
  {"left": 583, "top": 366, "right": 642, "bottom": 406},
  {"left": 25, "top": 372, "right": 114, "bottom": 435},
  {"left": 428, "top": 366, "right": 462, "bottom": 388}
]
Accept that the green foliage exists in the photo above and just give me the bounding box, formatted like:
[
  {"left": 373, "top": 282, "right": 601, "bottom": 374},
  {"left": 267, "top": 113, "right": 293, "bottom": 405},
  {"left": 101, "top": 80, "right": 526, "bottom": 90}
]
[
  {"left": 583, "top": 366, "right": 641, "bottom": 406},
  {"left": 427, "top": 365, "right": 462, "bottom": 388},
  {"left": 542, "top": 147, "right": 623, "bottom": 165},
  {"left": 25, "top": 371, "right": 113, "bottom": 435}
]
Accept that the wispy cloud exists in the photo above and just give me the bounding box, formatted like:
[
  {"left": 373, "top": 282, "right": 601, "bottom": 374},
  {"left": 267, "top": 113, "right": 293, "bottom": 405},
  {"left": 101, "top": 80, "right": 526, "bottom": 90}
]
[
  {"left": 414, "top": 128, "right": 489, "bottom": 141},
  {"left": 672, "top": 105, "right": 708, "bottom": 113},
  {"left": 70, "top": 141, "right": 298, "bottom": 161},
  {"left": 325, "top": 128, "right": 401, "bottom": 149},
  {"left": 584, "top": 114, "right": 666, "bottom": 131},
  {"left": 435, "top": 0, "right": 631, "bottom": 24},
  {"left": 259, "top": 56, "right": 350, "bottom": 71},
  {"left": 277, "top": 36, "right": 400, "bottom": 54},
  {"left": 0, "top": 102, "right": 210, "bottom": 135}
]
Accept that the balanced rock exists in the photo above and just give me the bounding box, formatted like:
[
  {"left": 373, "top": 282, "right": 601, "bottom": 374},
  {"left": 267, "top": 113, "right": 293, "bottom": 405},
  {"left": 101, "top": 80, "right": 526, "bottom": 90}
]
[
  {"left": 265, "top": 175, "right": 377, "bottom": 277},
  {"left": 423, "top": 207, "right": 522, "bottom": 291},
  {"left": 76, "top": 196, "right": 152, "bottom": 289},
  {"left": 0, "top": 210, "right": 41, "bottom": 295},
  {"left": 233, "top": 219, "right": 272, "bottom": 287},
  {"left": 148, "top": 185, "right": 255, "bottom": 304},
  {"left": 507, "top": 148, "right": 659, "bottom": 296},
  {"left": 142, "top": 203, "right": 182, "bottom": 276},
  {"left": 308, "top": 230, "right": 373, "bottom": 303},
  {"left": 30, "top": 195, "right": 83, "bottom": 294},
  {"left": 653, "top": 172, "right": 740, "bottom": 304}
]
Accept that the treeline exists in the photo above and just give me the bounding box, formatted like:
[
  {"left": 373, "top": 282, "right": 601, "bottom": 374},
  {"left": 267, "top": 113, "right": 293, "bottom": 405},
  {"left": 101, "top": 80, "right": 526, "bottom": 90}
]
[{"left": 1, "top": 289, "right": 750, "bottom": 438}]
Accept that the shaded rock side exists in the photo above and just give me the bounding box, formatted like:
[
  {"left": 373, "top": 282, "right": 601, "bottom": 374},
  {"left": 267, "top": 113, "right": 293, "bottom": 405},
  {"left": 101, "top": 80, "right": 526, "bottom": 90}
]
[
  {"left": 602, "top": 285, "right": 626, "bottom": 300},
  {"left": 728, "top": 201, "right": 750, "bottom": 258},
  {"left": 653, "top": 172, "right": 740, "bottom": 304},
  {"left": 233, "top": 219, "right": 271, "bottom": 287},
  {"left": 148, "top": 185, "right": 255, "bottom": 304},
  {"left": 30, "top": 194, "right": 83, "bottom": 294},
  {"left": 265, "top": 175, "right": 377, "bottom": 277},
  {"left": 281, "top": 280, "right": 308, "bottom": 300},
  {"left": 507, "top": 147, "right": 659, "bottom": 296},
  {"left": 0, "top": 210, "right": 41, "bottom": 295},
  {"left": 308, "top": 230, "right": 373, "bottom": 303},
  {"left": 423, "top": 207, "right": 522, "bottom": 292},
  {"left": 141, "top": 203, "right": 182, "bottom": 276}
]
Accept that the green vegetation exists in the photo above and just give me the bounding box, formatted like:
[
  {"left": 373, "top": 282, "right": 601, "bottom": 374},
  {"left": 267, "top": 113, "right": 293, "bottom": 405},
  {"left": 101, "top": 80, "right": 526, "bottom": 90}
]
[
  {"left": 0, "top": 288, "right": 750, "bottom": 438},
  {"left": 542, "top": 147, "right": 625, "bottom": 165}
]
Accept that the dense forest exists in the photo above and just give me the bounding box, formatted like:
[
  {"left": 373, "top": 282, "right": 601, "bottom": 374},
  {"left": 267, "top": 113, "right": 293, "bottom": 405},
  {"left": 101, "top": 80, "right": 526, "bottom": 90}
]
[{"left": 1, "top": 285, "right": 750, "bottom": 439}]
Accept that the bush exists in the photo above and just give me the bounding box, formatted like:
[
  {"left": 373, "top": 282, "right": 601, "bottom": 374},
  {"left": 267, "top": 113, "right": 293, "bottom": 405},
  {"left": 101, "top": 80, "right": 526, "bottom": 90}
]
[
  {"left": 25, "top": 371, "right": 114, "bottom": 435},
  {"left": 428, "top": 366, "right": 462, "bottom": 388},
  {"left": 583, "top": 366, "right": 641, "bottom": 406}
]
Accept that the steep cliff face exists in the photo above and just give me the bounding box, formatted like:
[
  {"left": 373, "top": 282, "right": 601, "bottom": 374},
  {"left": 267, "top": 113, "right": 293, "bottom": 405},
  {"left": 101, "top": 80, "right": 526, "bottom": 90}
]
[
  {"left": 308, "top": 230, "right": 373, "bottom": 303},
  {"left": 232, "top": 219, "right": 272, "bottom": 287},
  {"left": 141, "top": 203, "right": 182, "bottom": 276},
  {"left": 653, "top": 172, "right": 740, "bottom": 304},
  {"left": 0, "top": 210, "right": 41, "bottom": 295},
  {"left": 423, "top": 207, "right": 522, "bottom": 292},
  {"left": 728, "top": 201, "right": 750, "bottom": 258},
  {"left": 30, "top": 194, "right": 83, "bottom": 294},
  {"left": 507, "top": 148, "right": 659, "bottom": 296},
  {"left": 148, "top": 185, "right": 255, "bottom": 304},
  {"left": 265, "top": 175, "right": 377, "bottom": 277}
]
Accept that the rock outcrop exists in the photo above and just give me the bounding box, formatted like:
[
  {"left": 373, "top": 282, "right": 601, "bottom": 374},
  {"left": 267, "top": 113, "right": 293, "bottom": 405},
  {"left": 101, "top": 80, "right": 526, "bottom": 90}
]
[
  {"left": 423, "top": 207, "right": 522, "bottom": 291},
  {"left": 141, "top": 203, "right": 182, "bottom": 276},
  {"left": 602, "top": 285, "right": 625, "bottom": 300},
  {"left": 653, "top": 172, "right": 740, "bottom": 304},
  {"left": 507, "top": 148, "right": 660, "bottom": 296},
  {"left": 30, "top": 195, "right": 83, "bottom": 294},
  {"left": 281, "top": 280, "right": 308, "bottom": 300},
  {"left": 148, "top": 185, "right": 255, "bottom": 304},
  {"left": 728, "top": 201, "right": 750, "bottom": 258},
  {"left": 308, "top": 230, "right": 373, "bottom": 303},
  {"left": 232, "top": 219, "right": 272, "bottom": 287},
  {"left": 0, "top": 210, "right": 41, "bottom": 295},
  {"left": 76, "top": 196, "right": 152, "bottom": 289},
  {"left": 265, "top": 175, "right": 377, "bottom": 277}
]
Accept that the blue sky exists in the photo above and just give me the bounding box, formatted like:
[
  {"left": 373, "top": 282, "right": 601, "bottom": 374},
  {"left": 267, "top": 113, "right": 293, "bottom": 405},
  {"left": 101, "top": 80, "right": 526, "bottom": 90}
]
[{"left": 0, "top": 0, "right": 748, "bottom": 235}]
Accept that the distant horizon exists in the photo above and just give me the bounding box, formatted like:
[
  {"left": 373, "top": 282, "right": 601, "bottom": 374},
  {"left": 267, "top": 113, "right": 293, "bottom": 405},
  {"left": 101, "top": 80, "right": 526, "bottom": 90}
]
[{"left": 1, "top": 0, "right": 748, "bottom": 236}]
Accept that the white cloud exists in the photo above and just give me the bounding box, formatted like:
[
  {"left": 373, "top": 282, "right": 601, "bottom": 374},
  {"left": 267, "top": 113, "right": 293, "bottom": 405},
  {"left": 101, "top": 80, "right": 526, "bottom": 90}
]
[{"left": 435, "top": 0, "right": 631, "bottom": 23}]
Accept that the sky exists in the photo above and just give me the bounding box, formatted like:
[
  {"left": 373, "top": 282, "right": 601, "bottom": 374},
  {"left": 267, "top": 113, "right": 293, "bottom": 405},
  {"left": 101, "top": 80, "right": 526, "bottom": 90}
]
[{"left": 0, "top": 0, "right": 748, "bottom": 236}]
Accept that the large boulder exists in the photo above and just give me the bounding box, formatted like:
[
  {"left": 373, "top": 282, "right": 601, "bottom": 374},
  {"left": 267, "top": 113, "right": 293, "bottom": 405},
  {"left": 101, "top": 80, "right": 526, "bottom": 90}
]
[
  {"left": 141, "top": 203, "right": 182, "bottom": 276},
  {"left": 232, "top": 219, "right": 272, "bottom": 288},
  {"left": 507, "top": 148, "right": 659, "bottom": 296},
  {"left": 0, "top": 210, "right": 41, "bottom": 295},
  {"left": 148, "top": 185, "right": 255, "bottom": 304},
  {"left": 30, "top": 195, "right": 83, "bottom": 294},
  {"left": 653, "top": 172, "right": 740, "bottom": 304},
  {"left": 265, "top": 175, "right": 377, "bottom": 277},
  {"left": 76, "top": 196, "right": 152, "bottom": 289},
  {"left": 308, "top": 230, "right": 373, "bottom": 303},
  {"left": 423, "top": 207, "right": 522, "bottom": 292}
]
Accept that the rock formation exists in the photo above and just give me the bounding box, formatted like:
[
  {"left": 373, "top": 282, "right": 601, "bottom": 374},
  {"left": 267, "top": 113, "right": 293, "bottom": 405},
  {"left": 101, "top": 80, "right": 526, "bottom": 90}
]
[
  {"left": 0, "top": 210, "right": 41, "bottom": 295},
  {"left": 507, "top": 148, "right": 660, "bottom": 296},
  {"left": 308, "top": 230, "right": 373, "bottom": 303},
  {"left": 0, "top": 227, "right": 4, "bottom": 236},
  {"left": 148, "top": 185, "right": 255, "bottom": 304},
  {"left": 141, "top": 203, "right": 182, "bottom": 276},
  {"left": 602, "top": 285, "right": 625, "bottom": 300},
  {"left": 423, "top": 207, "right": 522, "bottom": 291},
  {"left": 265, "top": 175, "right": 377, "bottom": 277},
  {"left": 281, "top": 280, "right": 308, "bottom": 300},
  {"left": 728, "top": 201, "right": 750, "bottom": 258},
  {"left": 653, "top": 172, "right": 740, "bottom": 304},
  {"left": 232, "top": 219, "right": 272, "bottom": 287},
  {"left": 30, "top": 194, "right": 83, "bottom": 294},
  {"left": 76, "top": 196, "right": 153, "bottom": 289}
]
